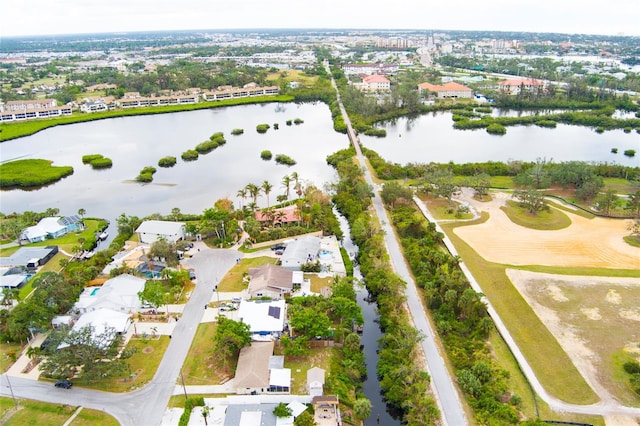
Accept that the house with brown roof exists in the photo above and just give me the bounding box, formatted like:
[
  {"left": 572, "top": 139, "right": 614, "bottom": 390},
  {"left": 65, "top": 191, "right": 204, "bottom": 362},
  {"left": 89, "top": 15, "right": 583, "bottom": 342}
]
[
  {"left": 498, "top": 78, "right": 544, "bottom": 95},
  {"left": 247, "top": 264, "right": 296, "bottom": 299},
  {"left": 234, "top": 341, "right": 291, "bottom": 395},
  {"left": 418, "top": 81, "right": 473, "bottom": 99}
]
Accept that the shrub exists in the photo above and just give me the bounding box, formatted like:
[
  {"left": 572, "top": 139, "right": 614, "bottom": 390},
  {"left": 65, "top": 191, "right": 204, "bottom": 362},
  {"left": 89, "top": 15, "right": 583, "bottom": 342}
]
[
  {"left": 486, "top": 123, "right": 507, "bottom": 135},
  {"left": 158, "top": 156, "right": 177, "bottom": 167},
  {"left": 181, "top": 150, "right": 199, "bottom": 161},
  {"left": 256, "top": 124, "right": 270, "bottom": 133},
  {"left": 595, "top": 127, "right": 605, "bottom": 133},
  {"left": 535, "top": 120, "right": 557, "bottom": 128},
  {"left": 623, "top": 361, "right": 640, "bottom": 375},
  {"left": 624, "top": 149, "right": 636, "bottom": 157},
  {"left": 293, "top": 118, "right": 304, "bottom": 124},
  {"left": 231, "top": 128, "right": 244, "bottom": 135},
  {"left": 89, "top": 157, "right": 113, "bottom": 169},
  {"left": 136, "top": 166, "right": 157, "bottom": 182},
  {"left": 611, "top": 148, "right": 618, "bottom": 154},
  {"left": 274, "top": 123, "right": 279, "bottom": 130},
  {"left": 260, "top": 150, "right": 273, "bottom": 160},
  {"left": 286, "top": 119, "right": 292, "bottom": 126},
  {"left": 82, "top": 154, "right": 104, "bottom": 164},
  {"left": 623, "top": 127, "right": 632, "bottom": 133},
  {"left": 195, "top": 139, "right": 221, "bottom": 153},
  {"left": 364, "top": 127, "right": 386, "bottom": 137},
  {"left": 275, "top": 154, "right": 296, "bottom": 166}
]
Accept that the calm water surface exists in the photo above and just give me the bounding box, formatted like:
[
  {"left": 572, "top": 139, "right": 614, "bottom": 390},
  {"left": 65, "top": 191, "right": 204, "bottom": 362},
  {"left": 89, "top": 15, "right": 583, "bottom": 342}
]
[
  {"left": 0, "top": 103, "right": 347, "bottom": 222},
  {"left": 2, "top": 105, "right": 638, "bottom": 224},
  {"left": 360, "top": 111, "right": 640, "bottom": 166}
]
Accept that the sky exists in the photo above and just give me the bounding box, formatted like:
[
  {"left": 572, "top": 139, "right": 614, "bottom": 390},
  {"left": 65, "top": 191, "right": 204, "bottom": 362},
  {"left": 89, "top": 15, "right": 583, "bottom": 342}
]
[{"left": 2, "top": 0, "right": 639, "bottom": 38}]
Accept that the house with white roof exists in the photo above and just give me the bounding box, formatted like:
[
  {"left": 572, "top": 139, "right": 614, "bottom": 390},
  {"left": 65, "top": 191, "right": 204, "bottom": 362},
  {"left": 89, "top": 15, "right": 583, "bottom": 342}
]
[
  {"left": 135, "top": 220, "right": 185, "bottom": 244},
  {"left": 21, "top": 216, "right": 83, "bottom": 243},
  {"left": 237, "top": 299, "right": 286, "bottom": 339},
  {"left": 74, "top": 273, "right": 146, "bottom": 314},
  {"left": 59, "top": 308, "right": 131, "bottom": 349}
]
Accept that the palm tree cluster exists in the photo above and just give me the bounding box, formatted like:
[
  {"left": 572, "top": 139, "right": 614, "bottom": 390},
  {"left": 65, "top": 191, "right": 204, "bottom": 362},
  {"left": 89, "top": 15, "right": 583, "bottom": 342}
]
[{"left": 236, "top": 173, "right": 304, "bottom": 212}]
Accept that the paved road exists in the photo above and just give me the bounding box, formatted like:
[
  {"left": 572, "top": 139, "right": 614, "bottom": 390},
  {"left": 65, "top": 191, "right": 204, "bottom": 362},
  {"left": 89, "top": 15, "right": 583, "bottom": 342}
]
[
  {"left": 1, "top": 246, "right": 240, "bottom": 426},
  {"left": 326, "top": 61, "right": 467, "bottom": 426}
]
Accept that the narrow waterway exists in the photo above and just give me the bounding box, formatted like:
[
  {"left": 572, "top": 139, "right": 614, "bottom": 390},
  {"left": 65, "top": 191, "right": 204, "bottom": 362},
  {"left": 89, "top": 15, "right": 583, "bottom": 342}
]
[{"left": 335, "top": 209, "right": 402, "bottom": 425}]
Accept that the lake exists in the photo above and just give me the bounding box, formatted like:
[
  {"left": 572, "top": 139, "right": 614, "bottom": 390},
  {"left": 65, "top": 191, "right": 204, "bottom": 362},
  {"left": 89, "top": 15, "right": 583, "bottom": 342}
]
[
  {"left": 2, "top": 104, "right": 638, "bottom": 225},
  {"left": 359, "top": 111, "right": 640, "bottom": 166},
  {"left": 0, "top": 102, "right": 348, "bottom": 223}
]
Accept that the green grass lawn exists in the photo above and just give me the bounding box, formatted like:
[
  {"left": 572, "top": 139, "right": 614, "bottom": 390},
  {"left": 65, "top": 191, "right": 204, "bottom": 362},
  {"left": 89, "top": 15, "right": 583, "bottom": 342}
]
[
  {"left": 280, "top": 346, "right": 335, "bottom": 394},
  {"left": 0, "top": 342, "right": 23, "bottom": 373},
  {"left": 0, "top": 397, "right": 118, "bottom": 426},
  {"left": 181, "top": 322, "right": 230, "bottom": 385},
  {"left": 623, "top": 235, "right": 640, "bottom": 248},
  {"left": 80, "top": 336, "right": 170, "bottom": 392},
  {"left": 441, "top": 219, "right": 599, "bottom": 405},
  {"left": 308, "top": 274, "right": 334, "bottom": 293},
  {"left": 424, "top": 197, "right": 475, "bottom": 220},
  {"left": 501, "top": 200, "right": 572, "bottom": 230},
  {"left": 602, "top": 177, "right": 640, "bottom": 194},
  {"left": 217, "top": 256, "right": 275, "bottom": 292}
]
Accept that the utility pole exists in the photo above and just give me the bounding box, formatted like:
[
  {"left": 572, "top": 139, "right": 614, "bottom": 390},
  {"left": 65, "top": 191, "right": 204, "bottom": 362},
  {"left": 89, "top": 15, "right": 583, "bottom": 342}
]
[
  {"left": 180, "top": 369, "right": 188, "bottom": 402},
  {"left": 4, "top": 374, "right": 18, "bottom": 408}
]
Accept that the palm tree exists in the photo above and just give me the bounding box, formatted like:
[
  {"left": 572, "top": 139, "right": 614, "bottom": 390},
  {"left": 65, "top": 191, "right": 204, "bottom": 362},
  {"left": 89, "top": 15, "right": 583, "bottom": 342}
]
[
  {"left": 261, "top": 180, "right": 273, "bottom": 207},
  {"left": 77, "top": 208, "right": 86, "bottom": 218},
  {"left": 245, "top": 183, "right": 260, "bottom": 205},
  {"left": 291, "top": 172, "right": 303, "bottom": 198},
  {"left": 236, "top": 188, "right": 247, "bottom": 209},
  {"left": 281, "top": 174, "right": 292, "bottom": 200}
]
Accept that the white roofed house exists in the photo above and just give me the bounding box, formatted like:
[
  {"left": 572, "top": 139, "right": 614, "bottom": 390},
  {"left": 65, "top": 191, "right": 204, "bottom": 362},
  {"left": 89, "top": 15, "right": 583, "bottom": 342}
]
[
  {"left": 307, "top": 366, "right": 326, "bottom": 397},
  {"left": 74, "top": 273, "right": 146, "bottom": 314},
  {"left": 135, "top": 220, "right": 185, "bottom": 244},
  {"left": 237, "top": 299, "right": 286, "bottom": 339},
  {"left": 21, "top": 216, "right": 83, "bottom": 243}
]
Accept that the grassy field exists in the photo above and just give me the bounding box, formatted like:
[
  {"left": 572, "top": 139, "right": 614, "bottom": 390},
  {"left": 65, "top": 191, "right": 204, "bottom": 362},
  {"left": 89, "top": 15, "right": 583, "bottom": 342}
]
[
  {"left": 441, "top": 218, "right": 600, "bottom": 405},
  {"left": 308, "top": 274, "right": 334, "bottom": 293},
  {"left": 500, "top": 200, "right": 572, "bottom": 230},
  {"left": 420, "top": 196, "right": 475, "bottom": 220},
  {"left": 81, "top": 336, "right": 170, "bottom": 392},
  {"left": 266, "top": 69, "right": 319, "bottom": 87},
  {"left": 181, "top": 322, "right": 230, "bottom": 385},
  {"left": 0, "top": 397, "right": 118, "bottom": 426},
  {"left": 217, "top": 256, "right": 276, "bottom": 292}
]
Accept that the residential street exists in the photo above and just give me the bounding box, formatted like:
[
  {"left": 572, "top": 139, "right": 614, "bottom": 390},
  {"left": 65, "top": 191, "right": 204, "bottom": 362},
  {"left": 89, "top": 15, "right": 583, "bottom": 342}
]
[{"left": 1, "top": 246, "right": 240, "bottom": 426}]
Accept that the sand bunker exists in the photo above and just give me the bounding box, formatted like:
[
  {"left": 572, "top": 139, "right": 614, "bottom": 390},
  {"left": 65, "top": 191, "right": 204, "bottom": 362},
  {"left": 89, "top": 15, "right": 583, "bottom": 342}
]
[{"left": 452, "top": 190, "right": 640, "bottom": 269}]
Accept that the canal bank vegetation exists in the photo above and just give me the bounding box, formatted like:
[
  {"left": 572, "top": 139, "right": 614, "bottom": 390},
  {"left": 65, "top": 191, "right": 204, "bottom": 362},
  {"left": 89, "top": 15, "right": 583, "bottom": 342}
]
[
  {"left": 327, "top": 147, "right": 440, "bottom": 424},
  {"left": 0, "top": 159, "right": 73, "bottom": 189}
]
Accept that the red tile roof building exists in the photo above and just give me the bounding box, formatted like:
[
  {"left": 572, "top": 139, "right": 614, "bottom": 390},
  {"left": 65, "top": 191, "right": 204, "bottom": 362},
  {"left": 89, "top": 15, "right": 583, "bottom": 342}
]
[
  {"left": 417, "top": 82, "right": 473, "bottom": 99},
  {"left": 498, "top": 78, "right": 545, "bottom": 95}
]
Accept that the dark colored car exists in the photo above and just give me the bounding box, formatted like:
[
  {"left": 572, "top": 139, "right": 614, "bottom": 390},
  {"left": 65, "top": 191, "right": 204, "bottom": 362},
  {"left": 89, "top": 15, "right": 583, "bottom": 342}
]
[
  {"left": 54, "top": 379, "right": 73, "bottom": 389},
  {"left": 271, "top": 244, "right": 286, "bottom": 251}
]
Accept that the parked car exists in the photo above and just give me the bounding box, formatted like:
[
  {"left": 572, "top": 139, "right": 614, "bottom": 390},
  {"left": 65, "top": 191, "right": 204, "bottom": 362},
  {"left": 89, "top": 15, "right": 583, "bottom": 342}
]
[
  {"left": 54, "top": 379, "right": 73, "bottom": 389},
  {"left": 231, "top": 297, "right": 242, "bottom": 303},
  {"left": 275, "top": 249, "right": 284, "bottom": 255},
  {"left": 271, "top": 244, "right": 286, "bottom": 251}
]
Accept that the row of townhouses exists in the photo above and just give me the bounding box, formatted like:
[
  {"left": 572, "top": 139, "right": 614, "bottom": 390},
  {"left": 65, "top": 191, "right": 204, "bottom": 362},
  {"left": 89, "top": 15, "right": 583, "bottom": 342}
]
[{"left": 0, "top": 83, "right": 280, "bottom": 122}]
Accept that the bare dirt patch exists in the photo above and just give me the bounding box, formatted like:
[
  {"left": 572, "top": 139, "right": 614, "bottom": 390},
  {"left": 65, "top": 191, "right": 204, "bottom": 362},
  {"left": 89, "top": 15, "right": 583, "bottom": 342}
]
[
  {"left": 453, "top": 190, "right": 640, "bottom": 269},
  {"left": 506, "top": 269, "right": 640, "bottom": 405}
]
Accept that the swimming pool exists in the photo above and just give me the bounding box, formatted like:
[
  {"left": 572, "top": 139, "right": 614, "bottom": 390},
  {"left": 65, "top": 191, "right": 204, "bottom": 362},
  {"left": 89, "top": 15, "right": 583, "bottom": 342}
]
[{"left": 90, "top": 288, "right": 100, "bottom": 296}]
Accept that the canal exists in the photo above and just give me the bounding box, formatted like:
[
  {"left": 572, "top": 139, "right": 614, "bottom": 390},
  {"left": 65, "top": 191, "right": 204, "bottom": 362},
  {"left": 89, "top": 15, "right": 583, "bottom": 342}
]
[{"left": 336, "top": 210, "right": 402, "bottom": 425}]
